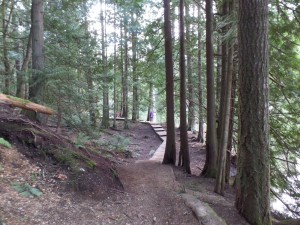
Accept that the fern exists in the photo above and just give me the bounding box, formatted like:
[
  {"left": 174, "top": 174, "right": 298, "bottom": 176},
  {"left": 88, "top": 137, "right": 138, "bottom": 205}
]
[{"left": 12, "top": 183, "right": 43, "bottom": 198}]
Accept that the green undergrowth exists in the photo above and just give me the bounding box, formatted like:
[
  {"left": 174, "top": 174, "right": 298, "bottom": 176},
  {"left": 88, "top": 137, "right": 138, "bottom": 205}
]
[
  {"left": 50, "top": 147, "right": 96, "bottom": 172},
  {"left": 74, "top": 131, "right": 131, "bottom": 159},
  {"left": 75, "top": 132, "right": 93, "bottom": 148},
  {"left": 11, "top": 182, "right": 43, "bottom": 198},
  {"left": 0, "top": 137, "right": 11, "bottom": 148},
  {"left": 97, "top": 134, "right": 130, "bottom": 152},
  {"left": 1, "top": 123, "right": 98, "bottom": 172}
]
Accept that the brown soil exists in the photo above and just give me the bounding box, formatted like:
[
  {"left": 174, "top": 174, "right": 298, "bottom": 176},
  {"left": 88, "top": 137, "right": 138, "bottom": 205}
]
[{"left": 0, "top": 105, "right": 248, "bottom": 225}]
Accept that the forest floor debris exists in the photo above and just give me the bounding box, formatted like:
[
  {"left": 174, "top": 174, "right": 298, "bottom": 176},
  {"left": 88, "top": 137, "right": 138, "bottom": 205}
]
[{"left": 0, "top": 106, "right": 249, "bottom": 224}]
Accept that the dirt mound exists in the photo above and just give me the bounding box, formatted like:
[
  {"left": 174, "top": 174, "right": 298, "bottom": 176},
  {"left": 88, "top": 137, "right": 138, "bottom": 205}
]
[{"left": 0, "top": 104, "right": 123, "bottom": 200}]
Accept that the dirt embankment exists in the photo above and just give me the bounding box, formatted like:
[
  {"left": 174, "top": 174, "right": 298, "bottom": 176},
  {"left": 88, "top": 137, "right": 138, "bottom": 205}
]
[{"left": 0, "top": 104, "right": 249, "bottom": 225}]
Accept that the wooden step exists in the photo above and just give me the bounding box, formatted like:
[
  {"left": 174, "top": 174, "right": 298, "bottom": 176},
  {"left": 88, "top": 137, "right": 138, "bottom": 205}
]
[
  {"left": 151, "top": 124, "right": 163, "bottom": 129},
  {"left": 156, "top": 131, "right": 167, "bottom": 136},
  {"left": 154, "top": 128, "right": 165, "bottom": 132}
]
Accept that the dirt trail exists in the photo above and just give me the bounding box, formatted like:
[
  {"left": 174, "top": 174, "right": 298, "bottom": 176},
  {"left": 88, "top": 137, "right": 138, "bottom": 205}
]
[
  {"left": 0, "top": 118, "right": 248, "bottom": 225},
  {"left": 115, "top": 160, "right": 199, "bottom": 225}
]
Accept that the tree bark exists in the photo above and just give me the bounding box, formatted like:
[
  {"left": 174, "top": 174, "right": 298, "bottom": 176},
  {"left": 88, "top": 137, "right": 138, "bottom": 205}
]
[
  {"left": 2, "top": 0, "right": 14, "bottom": 95},
  {"left": 120, "top": 18, "right": 124, "bottom": 117},
  {"left": 178, "top": 0, "right": 191, "bottom": 174},
  {"left": 162, "top": 0, "right": 176, "bottom": 165},
  {"left": 202, "top": 0, "right": 217, "bottom": 178},
  {"left": 217, "top": 1, "right": 229, "bottom": 142},
  {"left": 225, "top": 43, "right": 237, "bottom": 183},
  {"left": 186, "top": 3, "right": 195, "bottom": 132},
  {"left": 131, "top": 11, "right": 139, "bottom": 122},
  {"left": 86, "top": 72, "right": 96, "bottom": 127},
  {"left": 17, "top": 28, "right": 32, "bottom": 99},
  {"left": 215, "top": 21, "right": 233, "bottom": 196},
  {"left": 29, "top": 0, "right": 44, "bottom": 101},
  {"left": 215, "top": 0, "right": 234, "bottom": 195},
  {"left": 147, "top": 82, "right": 153, "bottom": 122},
  {"left": 0, "top": 93, "right": 54, "bottom": 115},
  {"left": 112, "top": 4, "right": 117, "bottom": 129},
  {"left": 197, "top": 5, "right": 204, "bottom": 143},
  {"left": 100, "top": 0, "right": 110, "bottom": 129},
  {"left": 235, "top": 1, "right": 271, "bottom": 224},
  {"left": 123, "top": 16, "right": 129, "bottom": 129}
]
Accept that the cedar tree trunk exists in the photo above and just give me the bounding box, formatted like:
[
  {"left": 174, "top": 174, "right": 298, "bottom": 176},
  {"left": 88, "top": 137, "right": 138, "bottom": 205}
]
[
  {"left": 162, "top": 0, "right": 176, "bottom": 165},
  {"left": 235, "top": 1, "right": 271, "bottom": 224}
]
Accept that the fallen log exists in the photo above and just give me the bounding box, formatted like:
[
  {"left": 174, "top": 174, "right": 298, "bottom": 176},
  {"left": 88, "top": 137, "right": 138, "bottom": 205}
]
[{"left": 0, "top": 93, "right": 54, "bottom": 115}]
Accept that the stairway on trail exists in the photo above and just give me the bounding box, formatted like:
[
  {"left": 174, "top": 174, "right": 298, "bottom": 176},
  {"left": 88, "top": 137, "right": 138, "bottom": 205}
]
[{"left": 148, "top": 123, "right": 167, "bottom": 162}]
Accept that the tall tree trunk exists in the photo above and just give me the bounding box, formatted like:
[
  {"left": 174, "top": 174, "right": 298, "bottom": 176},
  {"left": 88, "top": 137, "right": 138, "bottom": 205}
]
[
  {"left": 131, "top": 11, "right": 139, "bottom": 122},
  {"left": 217, "top": 1, "right": 229, "bottom": 142},
  {"left": 236, "top": 1, "right": 271, "bottom": 224},
  {"left": 29, "top": 0, "right": 44, "bottom": 101},
  {"left": 162, "top": 0, "right": 176, "bottom": 165},
  {"left": 86, "top": 72, "right": 96, "bottom": 127},
  {"left": 225, "top": 1, "right": 237, "bottom": 184},
  {"left": 120, "top": 18, "right": 124, "bottom": 116},
  {"left": 17, "top": 28, "right": 32, "bottom": 99},
  {"left": 147, "top": 82, "right": 153, "bottom": 121},
  {"left": 215, "top": 39, "right": 222, "bottom": 119},
  {"left": 123, "top": 16, "right": 129, "bottom": 129},
  {"left": 112, "top": 4, "right": 117, "bottom": 129},
  {"left": 14, "top": 12, "right": 21, "bottom": 96},
  {"left": 215, "top": 18, "right": 233, "bottom": 196},
  {"left": 178, "top": 0, "right": 191, "bottom": 174},
  {"left": 15, "top": 40, "right": 21, "bottom": 93},
  {"left": 186, "top": 3, "right": 195, "bottom": 132},
  {"left": 100, "top": 0, "right": 110, "bottom": 128},
  {"left": 202, "top": 0, "right": 218, "bottom": 178},
  {"left": 225, "top": 44, "right": 237, "bottom": 183},
  {"left": 215, "top": 0, "right": 231, "bottom": 195},
  {"left": 2, "top": 0, "right": 14, "bottom": 95},
  {"left": 197, "top": 5, "right": 204, "bottom": 143}
]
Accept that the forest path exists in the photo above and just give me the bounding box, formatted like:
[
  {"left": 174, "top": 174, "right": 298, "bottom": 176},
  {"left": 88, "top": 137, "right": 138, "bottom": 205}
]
[
  {"left": 149, "top": 123, "right": 167, "bottom": 162},
  {"left": 114, "top": 124, "right": 200, "bottom": 224},
  {"left": 117, "top": 122, "right": 231, "bottom": 225},
  {"left": 116, "top": 160, "right": 199, "bottom": 225},
  {"left": 106, "top": 122, "right": 247, "bottom": 225}
]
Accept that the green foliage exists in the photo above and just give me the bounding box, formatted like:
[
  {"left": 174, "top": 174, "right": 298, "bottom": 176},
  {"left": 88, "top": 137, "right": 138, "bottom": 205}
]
[
  {"left": 3, "top": 0, "right": 300, "bottom": 218},
  {"left": 6, "top": 95, "right": 31, "bottom": 104},
  {"left": 53, "top": 147, "right": 96, "bottom": 172},
  {"left": 98, "top": 134, "right": 130, "bottom": 153},
  {"left": 268, "top": 1, "right": 300, "bottom": 217},
  {"left": 85, "top": 159, "right": 96, "bottom": 169},
  {"left": 11, "top": 183, "right": 43, "bottom": 198},
  {"left": 54, "top": 148, "right": 80, "bottom": 171},
  {"left": 0, "top": 138, "right": 11, "bottom": 149},
  {"left": 75, "top": 132, "right": 91, "bottom": 148}
]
